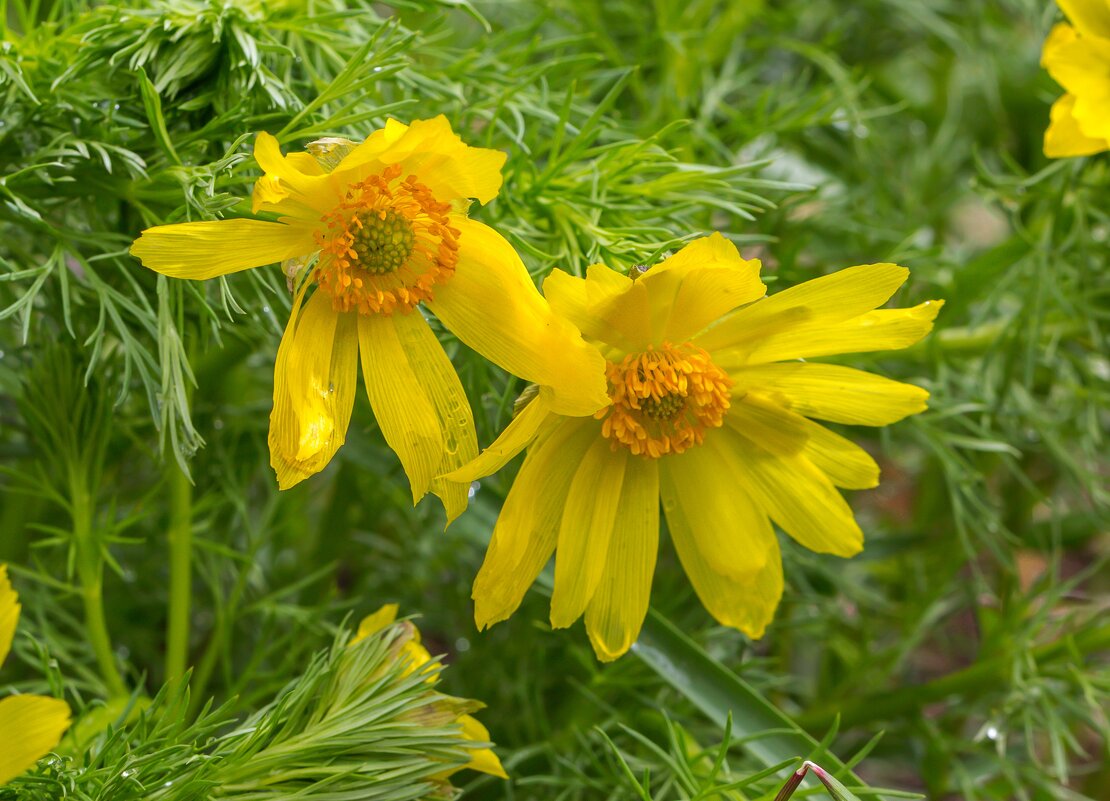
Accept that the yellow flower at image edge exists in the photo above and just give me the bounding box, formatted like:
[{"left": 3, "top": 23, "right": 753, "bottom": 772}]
[
  {"left": 0, "top": 565, "right": 71, "bottom": 785},
  {"left": 351, "top": 604, "right": 507, "bottom": 780},
  {"left": 451, "top": 234, "right": 943, "bottom": 661},
  {"left": 130, "top": 117, "right": 607, "bottom": 520},
  {"left": 1041, "top": 0, "right": 1110, "bottom": 157}
]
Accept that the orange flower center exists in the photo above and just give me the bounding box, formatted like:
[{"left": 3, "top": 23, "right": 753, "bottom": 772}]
[
  {"left": 314, "top": 164, "right": 459, "bottom": 315},
  {"left": 597, "top": 342, "right": 732, "bottom": 459}
]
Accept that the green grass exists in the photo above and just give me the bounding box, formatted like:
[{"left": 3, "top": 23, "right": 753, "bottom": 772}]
[{"left": 1, "top": 1, "right": 1106, "bottom": 800}]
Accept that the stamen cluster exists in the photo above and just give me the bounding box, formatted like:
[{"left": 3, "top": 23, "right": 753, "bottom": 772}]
[
  {"left": 597, "top": 342, "right": 732, "bottom": 458},
  {"left": 348, "top": 208, "right": 415, "bottom": 274},
  {"left": 315, "top": 165, "right": 460, "bottom": 315}
]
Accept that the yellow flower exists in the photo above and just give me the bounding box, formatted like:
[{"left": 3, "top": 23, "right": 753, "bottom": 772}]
[
  {"left": 352, "top": 604, "right": 507, "bottom": 780},
  {"left": 131, "top": 117, "right": 607, "bottom": 518},
  {"left": 0, "top": 564, "right": 71, "bottom": 785},
  {"left": 1041, "top": 0, "right": 1110, "bottom": 157},
  {"left": 451, "top": 234, "right": 943, "bottom": 661}
]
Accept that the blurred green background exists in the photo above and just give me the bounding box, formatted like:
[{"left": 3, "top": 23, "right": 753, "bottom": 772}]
[{"left": 1, "top": 1, "right": 1107, "bottom": 799}]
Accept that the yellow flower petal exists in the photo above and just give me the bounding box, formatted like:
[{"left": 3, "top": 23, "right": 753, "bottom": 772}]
[
  {"left": 358, "top": 312, "right": 441, "bottom": 501},
  {"left": 656, "top": 265, "right": 766, "bottom": 343},
  {"left": 353, "top": 604, "right": 400, "bottom": 644},
  {"left": 726, "top": 425, "right": 864, "bottom": 557},
  {"left": 252, "top": 131, "right": 340, "bottom": 219},
  {"left": 799, "top": 419, "right": 880, "bottom": 490},
  {"left": 0, "top": 564, "right": 17, "bottom": 667},
  {"left": 714, "top": 299, "right": 943, "bottom": 367},
  {"left": 1042, "top": 28, "right": 1110, "bottom": 98},
  {"left": 733, "top": 362, "right": 930, "bottom": 425},
  {"left": 584, "top": 460, "right": 659, "bottom": 661},
  {"left": 269, "top": 289, "right": 359, "bottom": 490},
  {"left": 1039, "top": 30, "right": 1110, "bottom": 141},
  {"left": 472, "top": 419, "right": 596, "bottom": 629},
  {"left": 351, "top": 606, "right": 436, "bottom": 682},
  {"left": 1042, "top": 22, "right": 1080, "bottom": 67},
  {"left": 391, "top": 311, "right": 479, "bottom": 522},
  {"left": 696, "top": 263, "right": 910, "bottom": 358},
  {"left": 400, "top": 639, "right": 434, "bottom": 677},
  {"left": 306, "top": 120, "right": 406, "bottom": 186},
  {"left": 427, "top": 218, "right": 609, "bottom": 416},
  {"left": 642, "top": 233, "right": 766, "bottom": 343},
  {"left": 0, "top": 694, "right": 71, "bottom": 785},
  {"left": 725, "top": 391, "right": 809, "bottom": 456},
  {"left": 795, "top": 299, "right": 943, "bottom": 358},
  {"left": 543, "top": 236, "right": 764, "bottom": 353},
  {"left": 726, "top": 393, "right": 880, "bottom": 489},
  {"left": 251, "top": 174, "right": 289, "bottom": 212},
  {"left": 649, "top": 232, "right": 744, "bottom": 276},
  {"left": 130, "top": 218, "right": 317, "bottom": 280},
  {"left": 285, "top": 151, "right": 325, "bottom": 176},
  {"left": 334, "top": 116, "right": 506, "bottom": 205},
  {"left": 659, "top": 431, "right": 774, "bottom": 579},
  {"left": 543, "top": 264, "right": 653, "bottom": 352},
  {"left": 660, "top": 470, "right": 782, "bottom": 638},
  {"left": 1044, "top": 94, "right": 1110, "bottom": 157},
  {"left": 444, "top": 392, "right": 552, "bottom": 485},
  {"left": 459, "top": 715, "right": 508, "bottom": 779},
  {"left": 1058, "top": 0, "right": 1110, "bottom": 38},
  {"left": 358, "top": 312, "right": 477, "bottom": 520},
  {"left": 550, "top": 436, "right": 628, "bottom": 629}
]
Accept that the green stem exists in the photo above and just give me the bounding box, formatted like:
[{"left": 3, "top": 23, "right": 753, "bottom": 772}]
[
  {"left": 799, "top": 621, "right": 1110, "bottom": 731},
  {"left": 165, "top": 457, "right": 193, "bottom": 684},
  {"left": 71, "top": 474, "right": 127, "bottom": 697},
  {"left": 187, "top": 522, "right": 262, "bottom": 718}
]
